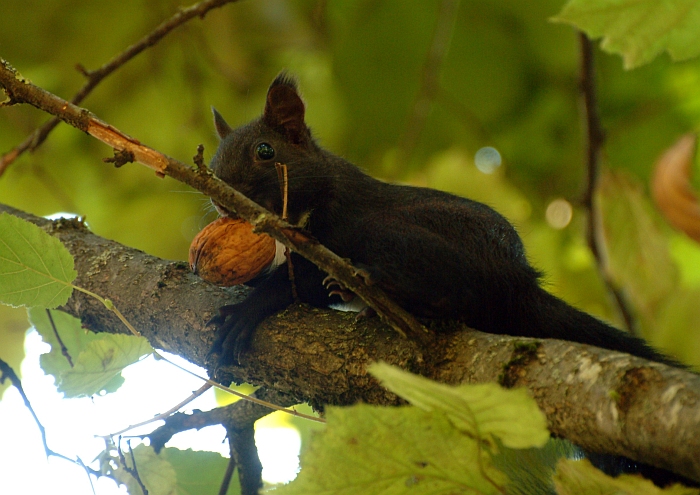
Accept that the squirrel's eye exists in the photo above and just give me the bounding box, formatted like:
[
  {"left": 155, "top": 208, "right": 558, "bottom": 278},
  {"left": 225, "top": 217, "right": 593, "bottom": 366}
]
[{"left": 255, "top": 143, "right": 275, "bottom": 161}]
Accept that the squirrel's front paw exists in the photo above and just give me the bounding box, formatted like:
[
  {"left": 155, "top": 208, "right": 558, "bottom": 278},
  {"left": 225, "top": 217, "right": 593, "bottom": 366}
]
[{"left": 207, "top": 304, "right": 255, "bottom": 366}]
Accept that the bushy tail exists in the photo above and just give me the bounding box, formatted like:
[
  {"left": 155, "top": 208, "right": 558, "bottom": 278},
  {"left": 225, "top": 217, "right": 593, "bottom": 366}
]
[{"left": 522, "top": 287, "right": 678, "bottom": 366}]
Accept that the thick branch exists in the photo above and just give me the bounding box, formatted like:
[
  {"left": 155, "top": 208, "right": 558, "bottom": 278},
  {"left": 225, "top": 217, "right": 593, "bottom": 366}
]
[
  {"left": 227, "top": 425, "right": 262, "bottom": 495},
  {"left": 2, "top": 203, "right": 699, "bottom": 482},
  {"left": 0, "top": 58, "right": 430, "bottom": 346}
]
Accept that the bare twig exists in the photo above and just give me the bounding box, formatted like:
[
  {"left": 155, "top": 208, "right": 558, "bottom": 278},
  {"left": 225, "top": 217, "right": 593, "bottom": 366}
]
[
  {"left": 219, "top": 436, "right": 237, "bottom": 495},
  {"left": 46, "top": 308, "right": 74, "bottom": 367},
  {"left": 107, "top": 383, "right": 212, "bottom": 437},
  {"left": 0, "top": 358, "right": 85, "bottom": 467},
  {"left": 275, "top": 162, "right": 298, "bottom": 300},
  {"left": 194, "top": 143, "right": 207, "bottom": 172},
  {"left": 148, "top": 388, "right": 296, "bottom": 453},
  {"left": 396, "top": 0, "right": 460, "bottom": 166},
  {"left": 118, "top": 439, "right": 149, "bottom": 495},
  {"left": 0, "top": 58, "right": 432, "bottom": 347},
  {"left": 578, "top": 32, "right": 637, "bottom": 335},
  {"left": 0, "top": 358, "right": 50, "bottom": 455},
  {"left": 0, "top": 0, "right": 239, "bottom": 176}
]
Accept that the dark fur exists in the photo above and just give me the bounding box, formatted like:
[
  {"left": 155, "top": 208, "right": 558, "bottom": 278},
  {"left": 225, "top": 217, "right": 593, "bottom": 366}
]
[
  {"left": 208, "top": 74, "right": 689, "bottom": 486},
  {"left": 210, "top": 74, "right": 672, "bottom": 366}
]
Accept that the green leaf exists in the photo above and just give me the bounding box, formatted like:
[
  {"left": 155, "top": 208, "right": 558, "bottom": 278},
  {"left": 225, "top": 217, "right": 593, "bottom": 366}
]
[
  {"left": 30, "top": 307, "right": 152, "bottom": 396},
  {"left": 552, "top": 0, "right": 700, "bottom": 69},
  {"left": 492, "top": 438, "right": 580, "bottom": 495},
  {"left": 554, "top": 458, "right": 700, "bottom": 494},
  {"left": 655, "top": 287, "right": 700, "bottom": 368},
  {"left": 598, "top": 171, "right": 678, "bottom": 328},
  {"left": 369, "top": 362, "right": 549, "bottom": 449},
  {"left": 0, "top": 213, "right": 76, "bottom": 308},
  {"left": 112, "top": 444, "right": 177, "bottom": 495},
  {"left": 58, "top": 333, "right": 153, "bottom": 397},
  {"left": 275, "top": 404, "right": 508, "bottom": 495},
  {"left": 111, "top": 445, "right": 241, "bottom": 495},
  {"left": 161, "top": 448, "right": 241, "bottom": 495},
  {"left": 29, "top": 307, "right": 101, "bottom": 378}
]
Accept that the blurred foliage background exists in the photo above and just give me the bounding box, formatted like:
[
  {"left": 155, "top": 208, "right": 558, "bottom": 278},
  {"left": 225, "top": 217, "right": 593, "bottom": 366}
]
[{"left": 2, "top": 0, "right": 700, "bottom": 385}]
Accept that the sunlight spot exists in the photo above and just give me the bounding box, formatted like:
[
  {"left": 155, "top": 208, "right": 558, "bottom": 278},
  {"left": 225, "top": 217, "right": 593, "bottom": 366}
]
[
  {"left": 545, "top": 198, "right": 573, "bottom": 229},
  {"left": 45, "top": 212, "right": 79, "bottom": 220},
  {"left": 255, "top": 426, "right": 301, "bottom": 484},
  {"left": 474, "top": 146, "right": 501, "bottom": 174}
]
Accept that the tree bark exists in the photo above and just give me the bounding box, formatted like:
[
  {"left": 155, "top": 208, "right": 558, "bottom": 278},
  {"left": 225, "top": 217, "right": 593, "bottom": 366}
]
[{"left": 2, "top": 203, "right": 699, "bottom": 482}]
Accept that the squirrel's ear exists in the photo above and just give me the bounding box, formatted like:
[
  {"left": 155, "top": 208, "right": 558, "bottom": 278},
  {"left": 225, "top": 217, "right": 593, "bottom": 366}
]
[
  {"left": 263, "top": 73, "right": 307, "bottom": 144},
  {"left": 212, "top": 107, "right": 233, "bottom": 139}
]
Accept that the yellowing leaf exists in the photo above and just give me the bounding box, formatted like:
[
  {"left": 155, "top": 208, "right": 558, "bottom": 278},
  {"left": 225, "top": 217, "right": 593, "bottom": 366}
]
[
  {"left": 369, "top": 362, "right": 549, "bottom": 449},
  {"left": 275, "top": 404, "right": 508, "bottom": 495},
  {"left": 598, "top": 171, "right": 679, "bottom": 324},
  {"left": 58, "top": 333, "right": 153, "bottom": 397},
  {"left": 552, "top": 0, "right": 700, "bottom": 69},
  {"left": 651, "top": 134, "right": 700, "bottom": 244},
  {"left": 554, "top": 458, "right": 700, "bottom": 495},
  {"left": 0, "top": 213, "right": 76, "bottom": 309}
]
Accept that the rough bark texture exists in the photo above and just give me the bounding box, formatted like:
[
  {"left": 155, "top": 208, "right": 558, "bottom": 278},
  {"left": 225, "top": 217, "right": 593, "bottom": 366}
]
[{"left": 3, "top": 203, "right": 699, "bottom": 482}]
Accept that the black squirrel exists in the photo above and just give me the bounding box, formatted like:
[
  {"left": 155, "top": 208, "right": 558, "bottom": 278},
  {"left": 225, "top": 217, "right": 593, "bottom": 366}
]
[
  {"left": 208, "top": 73, "right": 676, "bottom": 368},
  {"left": 207, "top": 74, "right": 690, "bottom": 486}
]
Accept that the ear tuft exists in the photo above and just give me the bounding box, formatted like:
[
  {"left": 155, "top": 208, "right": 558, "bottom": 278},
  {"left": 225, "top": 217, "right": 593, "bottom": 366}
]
[
  {"left": 263, "top": 72, "right": 307, "bottom": 144},
  {"left": 269, "top": 71, "right": 299, "bottom": 92},
  {"left": 212, "top": 107, "right": 233, "bottom": 139}
]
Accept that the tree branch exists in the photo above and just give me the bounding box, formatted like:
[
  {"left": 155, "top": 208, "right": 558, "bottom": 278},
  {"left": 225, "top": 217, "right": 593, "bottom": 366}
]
[
  {"left": 0, "top": 0, "right": 240, "bottom": 176},
  {"left": 0, "top": 357, "right": 97, "bottom": 472},
  {"left": 578, "top": 32, "right": 638, "bottom": 335},
  {"left": 227, "top": 425, "right": 262, "bottom": 495},
  {"left": 148, "top": 388, "right": 295, "bottom": 452},
  {"left": 1, "top": 203, "right": 698, "bottom": 482}
]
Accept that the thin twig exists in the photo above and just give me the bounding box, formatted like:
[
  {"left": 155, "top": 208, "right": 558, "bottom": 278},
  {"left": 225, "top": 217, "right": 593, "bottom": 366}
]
[
  {"left": 118, "top": 439, "right": 149, "bottom": 495},
  {"left": 218, "top": 435, "right": 237, "bottom": 495},
  {"left": 0, "top": 0, "right": 239, "bottom": 176},
  {"left": 275, "top": 162, "right": 289, "bottom": 221},
  {"left": 194, "top": 143, "right": 207, "bottom": 172},
  {"left": 0, "top": 359, "right": 50, "bottom": 455},
  {"left": 106, "top": 383, "right": 212, "bottom": 437},
  {"left": 0, "top": 358, "right": 80, "bottom": 465},
  {"left": 76, "top": 457, "right": 98, "bottom": 495},
  {"left": 578, "top": 32, "right": 637, "bottom": 335},
  {"left": 275, "top": 162, "right": 298, "bottom": 300},
  {"left": 396, "top": 0, "right": 460, "bottom": 167},
  {"left": 148, "top": 388, "right": 293, "bottom": 453},
  {"left": 46, "top": 308, "right": 74, "bottom": 367}
]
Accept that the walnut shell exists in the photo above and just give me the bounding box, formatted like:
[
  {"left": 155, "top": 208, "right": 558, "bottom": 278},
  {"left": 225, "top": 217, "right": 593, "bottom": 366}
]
[{"left": 189, "top": 217, "right": 276, "bottom": 286}]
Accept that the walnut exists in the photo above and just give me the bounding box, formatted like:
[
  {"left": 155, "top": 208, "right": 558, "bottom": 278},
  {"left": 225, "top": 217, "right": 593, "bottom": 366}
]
[{"left": 189, "top": 217, "right": 276, "bottom": 286}]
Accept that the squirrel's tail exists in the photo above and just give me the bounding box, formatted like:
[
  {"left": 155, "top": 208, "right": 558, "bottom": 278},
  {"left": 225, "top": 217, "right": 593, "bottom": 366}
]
[{"left": 519, "top": 286, "right": 679, "bottom": 366}]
